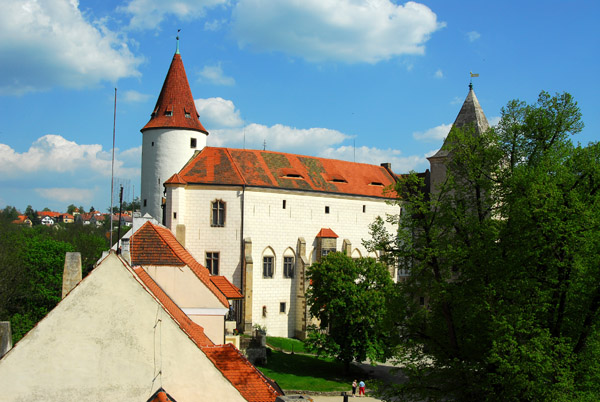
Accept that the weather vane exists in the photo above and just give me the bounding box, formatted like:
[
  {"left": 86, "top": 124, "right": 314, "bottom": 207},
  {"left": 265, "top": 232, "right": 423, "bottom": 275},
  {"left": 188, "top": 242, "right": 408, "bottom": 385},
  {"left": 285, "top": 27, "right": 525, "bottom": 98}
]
[
  {"left": 176, "top": 29, "right": 181, "bottom": 54},
  {"left": 469, "top": 71, "right": 479, "bottom": 90}
]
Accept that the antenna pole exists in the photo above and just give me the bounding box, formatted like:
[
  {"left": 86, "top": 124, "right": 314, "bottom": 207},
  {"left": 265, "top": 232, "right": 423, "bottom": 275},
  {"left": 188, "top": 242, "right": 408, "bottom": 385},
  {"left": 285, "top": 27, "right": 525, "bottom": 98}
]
[{"left": 110, "top": 88, "right": 117, "bottom": 247}]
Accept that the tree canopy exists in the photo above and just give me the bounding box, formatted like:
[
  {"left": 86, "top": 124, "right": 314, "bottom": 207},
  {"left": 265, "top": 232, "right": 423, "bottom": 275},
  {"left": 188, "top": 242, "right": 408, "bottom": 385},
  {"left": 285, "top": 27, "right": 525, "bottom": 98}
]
[
  {"left": 305, "top": 252, "right": 395, "bottom": 373},
  {"left": 367, "top": 91, "right": 600, "bottom": 401}
]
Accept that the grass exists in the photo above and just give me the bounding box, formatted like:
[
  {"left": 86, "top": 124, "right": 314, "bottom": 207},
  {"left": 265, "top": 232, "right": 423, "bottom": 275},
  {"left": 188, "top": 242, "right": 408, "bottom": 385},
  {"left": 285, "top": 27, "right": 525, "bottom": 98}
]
[
  {"left": 266, "top": 336, "right": 308, "bottom": 354},
  {"left": 257, "top": 349, "right": 365, "bottom": 392}
]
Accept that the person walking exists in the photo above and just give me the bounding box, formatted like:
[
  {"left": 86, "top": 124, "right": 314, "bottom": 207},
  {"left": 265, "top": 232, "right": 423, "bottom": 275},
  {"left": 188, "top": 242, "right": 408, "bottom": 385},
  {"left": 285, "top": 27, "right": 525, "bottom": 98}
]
[
  {"left": 358, "top": 380, "right": 365, "bottom": 396},
  {"left": 351, "top": 380, "right": 357, "bottom": 397}
]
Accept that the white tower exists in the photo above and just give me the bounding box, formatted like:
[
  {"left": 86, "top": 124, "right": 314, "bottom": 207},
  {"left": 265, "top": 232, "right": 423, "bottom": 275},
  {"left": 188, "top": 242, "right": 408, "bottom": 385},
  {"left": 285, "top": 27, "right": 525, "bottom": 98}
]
[{"left": 140, "top": 40, "right": 208, "bottom": 222}]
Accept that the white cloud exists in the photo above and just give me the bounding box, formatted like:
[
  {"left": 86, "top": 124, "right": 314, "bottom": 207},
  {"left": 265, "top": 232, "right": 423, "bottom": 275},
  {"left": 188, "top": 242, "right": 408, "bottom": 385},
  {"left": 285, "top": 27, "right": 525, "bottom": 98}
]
[
  {"left": 195, "top": 97, "right": 244, "bottom": 128},
  {"left": 0, "top": 0, "right": 143, "bottom": 95},
  {"left": 232, "top": 0, "right": 445, "bottom": 63},
  {"left": 434, "top": 69, "right": 444, "bottom": 79},
  {"left": 122, "top": 90, "right": 152, "bottom": 103},
  {"left": 34, "top": 187, "right": 97, "bottom": 205},
  {"left": 205, "top": 19, "right": 227, "bottom": 31},
  {"left": 413, "top": 123, "right": 451, "bottom": 142},
  {"left": 198, "top": 64, "right": 236, "bottom": 86},
  {"left": 208, "top": 123, "right": 351, "bottom": 156},
  {"left": 119, "top": 0, "right": 228, "bottom": 30},
  {"left": 0, "top": 135, "right": 139, "bottom": 179},
  {"left": 467, "top": 31, "right": 481, "bottom": 42},
  {"left": 319, "top": 145, "right": 428, "bottom": 173},
  {"left": 0, "top": 134, "right": 140, "bottom": 211}
]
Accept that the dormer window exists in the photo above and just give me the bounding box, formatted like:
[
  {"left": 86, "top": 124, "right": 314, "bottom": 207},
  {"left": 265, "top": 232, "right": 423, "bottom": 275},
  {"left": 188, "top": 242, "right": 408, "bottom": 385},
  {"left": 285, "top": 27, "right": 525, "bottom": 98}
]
[
  {"left": 165, "top": 111, "right": 173, "bottom": 116},
  {"left": 185, "top": 112, "right": 191, "bottom": 118},
  {"left": 282, "top": 173, "right": 303, "bottom": 179},
  {"left": 369, "top": 181, "right": 384, "bottom": 186}
]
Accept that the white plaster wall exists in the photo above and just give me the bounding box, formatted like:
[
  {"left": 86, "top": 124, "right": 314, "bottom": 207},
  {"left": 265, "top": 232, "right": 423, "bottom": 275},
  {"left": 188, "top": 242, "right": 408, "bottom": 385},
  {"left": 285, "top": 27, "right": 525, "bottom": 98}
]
[
  {"left": 167, "top": 185, "right": 400, "bottom": 337},
  {"left": 141, "top": 128, "right": 207, "bottom": 221},
  {"left": 190, "top": 315, "right": 226, "bottom": 345},
  {"left": 0, "top": 253, "right": 245, "bottom": 402},
  {"left": 144, "top": 265, "right": 225, "bottom": 309}
]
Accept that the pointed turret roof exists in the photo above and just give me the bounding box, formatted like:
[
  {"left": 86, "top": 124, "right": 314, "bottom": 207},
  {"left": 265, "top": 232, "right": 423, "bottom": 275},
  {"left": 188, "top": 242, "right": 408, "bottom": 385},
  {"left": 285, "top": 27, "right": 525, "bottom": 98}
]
[
  {"left": 429, "top": 84, "right": 489, "bottom": 159},
  {"left": 141, "top": 52, "right": 208, "bottom": 134}
]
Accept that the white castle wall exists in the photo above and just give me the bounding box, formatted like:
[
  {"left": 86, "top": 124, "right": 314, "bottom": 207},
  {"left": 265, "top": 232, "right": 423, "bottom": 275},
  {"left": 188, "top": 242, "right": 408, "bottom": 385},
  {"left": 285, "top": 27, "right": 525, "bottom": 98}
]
[
  {"left": 166, "top": 185, "right": 399, "bottom": 337},
  {"left": 141, "top": 128, "right": 207, "bottom": 221}
]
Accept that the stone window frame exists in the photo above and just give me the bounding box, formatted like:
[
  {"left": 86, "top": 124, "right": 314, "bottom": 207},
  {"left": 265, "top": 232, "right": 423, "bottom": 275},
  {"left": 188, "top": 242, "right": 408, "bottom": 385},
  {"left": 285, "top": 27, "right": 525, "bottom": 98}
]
[
  {"left": 211, "top": 199, "right": 226, "bottom": 227},
  {"left": 206, "top": 251, "right": 219, "bottom": 275},
  {"left": 262, "top": 247, "right": 275, "bottom": 278},
  {"left": 283, "top": 248, "right": 295, "bottom": 279}
]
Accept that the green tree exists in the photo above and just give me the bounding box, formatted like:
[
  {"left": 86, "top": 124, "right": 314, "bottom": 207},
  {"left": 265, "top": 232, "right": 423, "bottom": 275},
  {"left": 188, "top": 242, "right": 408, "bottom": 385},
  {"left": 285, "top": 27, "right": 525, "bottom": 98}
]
[
  {"left": 368, "top": 92, "right": 600, "bottom": 401},
  {"left": 0, "top": 206, "right": 19, "bottom": 221},
  {"left": 306, "top": 252, "right": 395, "bottom": 374},
  {"left": 66, "top": 204, "right": 78, "bottom": 215}
]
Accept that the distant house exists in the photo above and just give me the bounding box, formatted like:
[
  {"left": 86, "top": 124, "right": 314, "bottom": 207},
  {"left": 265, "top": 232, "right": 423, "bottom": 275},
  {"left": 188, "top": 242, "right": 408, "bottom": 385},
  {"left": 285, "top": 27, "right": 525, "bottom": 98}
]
[
  {"left": 40, "top": 216, "right": 55, "bottom": 226},
  {"left": 60, "top": 214, "right": 75, "bottom": 224},
  {"left": 0, "top": 252, "right": 281, "bottom": 401},
  {"left": 12, "top": 215, "right": 32, "bottom": 227}
]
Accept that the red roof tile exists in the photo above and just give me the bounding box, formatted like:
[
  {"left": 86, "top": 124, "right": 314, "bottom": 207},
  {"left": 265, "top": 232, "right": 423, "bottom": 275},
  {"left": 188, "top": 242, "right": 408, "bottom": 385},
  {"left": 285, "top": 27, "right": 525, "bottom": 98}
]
[
  {"left": 142, "top": 53, "right": 208, "bottom": 134},
  {"left": 211, "top": 276, "right": 244, "bottom": 299},
  {"left": 134, "top": 266, "right": 214, "bottom": 348},
  {"left": 172, "top": 147, "right": 397, "bottom": 199},
  {"left": 147, "top": 388, "right": 177, "bottom": 402},
  {"left": 130, "top": 222, "right": 229, "bottom": 308},
  {"left": 202, "top": 344, "right": 281, "bottom": 402},
  {"left": 316, "top": 228, "right": 338, "bottom": 238},
  {"left": 165, "top": 172, "right": 188, "bottom": 185}
]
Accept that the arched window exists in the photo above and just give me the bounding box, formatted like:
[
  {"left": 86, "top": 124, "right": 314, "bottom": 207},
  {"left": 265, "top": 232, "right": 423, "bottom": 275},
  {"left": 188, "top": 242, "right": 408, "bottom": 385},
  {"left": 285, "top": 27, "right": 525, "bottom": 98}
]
[
  {"left": 263, "top": 247, "right": 275, "bottom": 278},
  {"left": 283, "top": 248, "right": 295, "bottom": 279},
  {"left": 211, "top": 200, "right": 225, "bottom": 227}
]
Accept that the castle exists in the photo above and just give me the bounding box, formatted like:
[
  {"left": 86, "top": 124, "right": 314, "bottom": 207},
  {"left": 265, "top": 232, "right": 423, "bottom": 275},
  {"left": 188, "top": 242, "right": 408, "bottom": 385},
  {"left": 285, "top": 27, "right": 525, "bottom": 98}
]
[{"left": 139, "top": 44, "right": 490, "bottom": 338}]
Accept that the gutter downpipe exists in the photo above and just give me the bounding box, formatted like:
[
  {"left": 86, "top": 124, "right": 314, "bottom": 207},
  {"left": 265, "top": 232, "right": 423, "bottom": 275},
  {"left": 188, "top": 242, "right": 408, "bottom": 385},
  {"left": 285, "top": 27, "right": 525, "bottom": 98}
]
[{"left": 240, "top": 183, "right": 246, "bottom": 330}]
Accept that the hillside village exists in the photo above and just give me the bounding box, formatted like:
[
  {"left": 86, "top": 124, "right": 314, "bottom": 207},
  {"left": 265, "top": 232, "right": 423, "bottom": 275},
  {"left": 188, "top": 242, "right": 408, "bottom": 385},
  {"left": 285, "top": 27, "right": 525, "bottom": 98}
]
[{"left": 0, "top": 43, "right": 491, "bottom": 401}]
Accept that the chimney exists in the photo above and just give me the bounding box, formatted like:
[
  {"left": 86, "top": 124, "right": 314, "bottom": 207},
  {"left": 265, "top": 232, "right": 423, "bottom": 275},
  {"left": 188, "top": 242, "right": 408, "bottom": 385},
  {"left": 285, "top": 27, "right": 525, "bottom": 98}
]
[
  {"left": 0, "top": 321, "right": 12, "bottom": 358},
  {"left": 62, "top": 252, "right": 82, "bottom": 299},
  {"left": 121, "top": 238, "right": 131, "bottom": 264}
]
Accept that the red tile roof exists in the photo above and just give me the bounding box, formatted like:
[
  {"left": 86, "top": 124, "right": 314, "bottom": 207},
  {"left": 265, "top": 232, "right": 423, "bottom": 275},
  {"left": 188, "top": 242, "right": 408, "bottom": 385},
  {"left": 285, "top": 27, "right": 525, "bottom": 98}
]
[
  {"left": 133, "top": 266, "right": 214, "bottom": 348},
  {"left": 130, "top": 222, "right": 229, "bottom": 308},
  {"left": 211, "top": 276, "right": 244, "bottom": 299},
  {"left": 142, "top": 52, "right": 208, "bottom": 134},
  {"left": 166, "top": 147, "right": 397, "bottom": 199},
  {"left": 202, "top": 344, "right": 280, "bottom": 402},
  {"left": 316, "top": 228, "right": 338, "bottom": 238},
  {"left": 132, "top": 260, "right": 280, "bottom": 402},
  {"left": 147, "top": 388, "right": 177, "bottom": 402}
]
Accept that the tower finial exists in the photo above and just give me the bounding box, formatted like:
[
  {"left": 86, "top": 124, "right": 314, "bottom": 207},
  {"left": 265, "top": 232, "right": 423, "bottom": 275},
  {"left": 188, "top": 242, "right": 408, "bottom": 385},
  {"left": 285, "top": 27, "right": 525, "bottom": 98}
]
[
  {"left": 176, "top": 29, "right": 181, "bottom": 54},
  {"left": 469, "top": 71, "right": 479, "bottom": 91}
]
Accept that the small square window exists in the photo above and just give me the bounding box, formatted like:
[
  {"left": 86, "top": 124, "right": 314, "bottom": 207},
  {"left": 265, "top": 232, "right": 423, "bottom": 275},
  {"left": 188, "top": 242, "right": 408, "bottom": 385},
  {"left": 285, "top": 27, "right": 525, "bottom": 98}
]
[
  {"left": 280, "top": 302, "right": 286, "bottom": 313},
  {"left": 173, "top": 212, "right": 177, "bottom": 219},
  {"left": 363, "top": 205, "right": 366, "bottom": 213},
  {"left": 143, "top": 199, "right": 147, "bottom": 207},
  {"left": 151, "top": 141, "right": 154, "bottom": 146},
  {"left": 190, "top": 138, "right": 197, "bottom": 148},
  {"left": 283, "top": 200, "right": 286, "bottom": 209},
  {"left": 325, "top": 206, "right": 330, "bottom": 214}
]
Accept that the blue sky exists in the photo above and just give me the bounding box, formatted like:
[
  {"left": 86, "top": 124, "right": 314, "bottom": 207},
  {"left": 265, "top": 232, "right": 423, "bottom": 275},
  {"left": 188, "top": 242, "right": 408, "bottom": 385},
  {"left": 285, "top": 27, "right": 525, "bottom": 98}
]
[{"left": 0, "top": 0, "right": 598, "bottom": 213}]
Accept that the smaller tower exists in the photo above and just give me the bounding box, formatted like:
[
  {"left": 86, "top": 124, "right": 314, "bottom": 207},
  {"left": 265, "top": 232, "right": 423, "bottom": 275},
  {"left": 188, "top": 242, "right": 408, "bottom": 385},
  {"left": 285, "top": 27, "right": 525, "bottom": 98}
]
[
  {"left": 140, "top": 37, "right": 208, "bottom": 221},
  {"left": 427, "top": 83, "right": 489, "bottom": 193}
]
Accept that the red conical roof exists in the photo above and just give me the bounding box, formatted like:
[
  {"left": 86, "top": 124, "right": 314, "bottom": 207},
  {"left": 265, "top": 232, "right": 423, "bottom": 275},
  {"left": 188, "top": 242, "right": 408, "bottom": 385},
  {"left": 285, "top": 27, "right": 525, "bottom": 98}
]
[{"left": 141, "top": 53, "right": 208, "bottom": 134}]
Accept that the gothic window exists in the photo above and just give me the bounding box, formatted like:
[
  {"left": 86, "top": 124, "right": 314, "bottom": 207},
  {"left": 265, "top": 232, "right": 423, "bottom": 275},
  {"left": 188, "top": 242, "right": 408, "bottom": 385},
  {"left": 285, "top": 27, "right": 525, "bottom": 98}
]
[
  {"left": 211, "top": 200, "right": 225, "bottom": 227},
  {"left": 263, "top": 256, "right": 274, "bottom": 278},
  {"left": 283, "top": 256, "right": 294, "bottom": 278}
]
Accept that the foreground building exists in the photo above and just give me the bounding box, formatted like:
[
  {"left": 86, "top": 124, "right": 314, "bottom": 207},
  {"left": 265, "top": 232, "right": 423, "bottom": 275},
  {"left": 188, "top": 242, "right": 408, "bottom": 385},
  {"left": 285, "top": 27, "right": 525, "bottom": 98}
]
[{"left": 0, "top": 251, "right": 280, "bottom": 401}]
